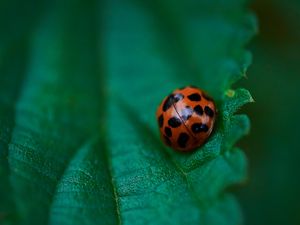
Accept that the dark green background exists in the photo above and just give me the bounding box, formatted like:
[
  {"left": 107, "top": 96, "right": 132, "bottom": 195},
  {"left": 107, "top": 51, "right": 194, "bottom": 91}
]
[{"left": 238, "top": 0, "right": 300, "bottom": 224}]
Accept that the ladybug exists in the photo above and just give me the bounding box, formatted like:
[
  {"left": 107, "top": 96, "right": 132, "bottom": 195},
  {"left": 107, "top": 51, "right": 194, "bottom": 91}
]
[{"left": 156, "top": 86, "right": 216, "bottom": 152}]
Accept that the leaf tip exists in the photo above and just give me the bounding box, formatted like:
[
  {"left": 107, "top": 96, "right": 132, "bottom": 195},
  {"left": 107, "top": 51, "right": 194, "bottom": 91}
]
[{"left": 225, "top": 89, "right": 236, "bottom": 98}]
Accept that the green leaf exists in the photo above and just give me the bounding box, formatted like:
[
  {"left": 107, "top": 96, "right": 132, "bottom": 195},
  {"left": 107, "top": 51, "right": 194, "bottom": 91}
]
[{"left": 0, "top": 0, "right": 256, "bottom": 224}]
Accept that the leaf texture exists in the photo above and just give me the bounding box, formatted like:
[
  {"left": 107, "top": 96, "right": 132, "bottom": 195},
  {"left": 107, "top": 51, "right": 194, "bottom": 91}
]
[{"left": 0, "top": 0, "right": 257, "bottom": 224}]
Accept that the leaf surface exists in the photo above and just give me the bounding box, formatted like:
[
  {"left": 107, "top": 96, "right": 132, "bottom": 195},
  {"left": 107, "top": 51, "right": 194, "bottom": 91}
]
[{"left": 0, "top": 0, "right": 256, "bottom": 224}]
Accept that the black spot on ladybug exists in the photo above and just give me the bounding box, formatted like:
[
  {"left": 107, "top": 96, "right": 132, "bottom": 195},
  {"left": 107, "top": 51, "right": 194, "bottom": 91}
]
[
  {"left": 168, "top": 117, "right": 182, "bottom": 128},
  {"left": 162, "top": 94, "right": 174, "bottom": 111},
  {"left": 164, "top": 127, "right": 172, "bottom": 137},
  {"left": 177, "top": 132, "right": 189, "bottom": 148},
  {"left": 204, "top": 106, "right": 214, "bottom": 117},
  {"left": 181, "top": 106, "right": 193, "bottom": 121},
  {"left": 158, "top": 114, "right": 164, "bottom": 127},
  {"left": 187, "top": 93, "right": 201, "bottom": 101},
  {"left": 202, "top": 92, "right": 213, "bottom": 101},
  {"left": 163, "top": 135, "right": 172, "bottom": 146},
  {"left": 194, "top": 105, "right": 203, "bottom": 116},
  {"left": 162, "top": 93, "right": 184, "bottom": 111},
  {"left": 191, "top": 123, "right": 209, "bottom": 133}
]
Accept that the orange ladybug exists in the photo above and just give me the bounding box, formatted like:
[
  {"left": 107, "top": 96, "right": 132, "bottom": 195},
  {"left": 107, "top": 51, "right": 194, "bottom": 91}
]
[{"left": 156, "top": 86, "right": 216, "bottom": 152}]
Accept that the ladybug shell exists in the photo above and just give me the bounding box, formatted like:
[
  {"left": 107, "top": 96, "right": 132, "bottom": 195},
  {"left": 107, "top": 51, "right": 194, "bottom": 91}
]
[{"left": 156, "top": 86, "right": 216, "bottom": 152}]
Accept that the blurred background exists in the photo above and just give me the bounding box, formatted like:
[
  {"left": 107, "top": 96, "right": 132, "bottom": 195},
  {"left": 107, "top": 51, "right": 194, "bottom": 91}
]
[{"left": 238, "top": 0, "right": 300, "bottom": 224}]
